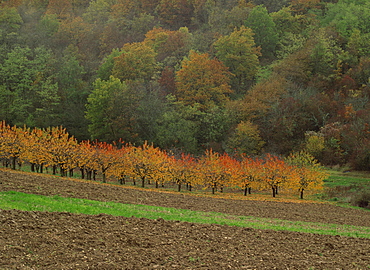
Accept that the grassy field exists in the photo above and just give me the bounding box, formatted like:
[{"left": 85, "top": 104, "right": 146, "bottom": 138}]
[
  {"left": 1, "top": 190, "right": 369, "bottom": 239},
  {"left": 323, "top": 169, "right": 370, "bottom": 207}
]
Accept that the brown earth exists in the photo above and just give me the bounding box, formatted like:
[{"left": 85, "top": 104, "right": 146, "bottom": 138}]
[{"left": 0, "top": 169, "right": 370, "bottom": 269}]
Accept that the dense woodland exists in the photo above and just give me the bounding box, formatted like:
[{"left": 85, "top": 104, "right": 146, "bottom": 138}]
[{"left": 1, "top": 0, "right": 370, "bottom": 169}]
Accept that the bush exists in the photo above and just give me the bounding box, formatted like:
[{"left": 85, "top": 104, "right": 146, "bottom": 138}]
[{"left": 350, "top": 192, "right": 370, "bottom": 209}]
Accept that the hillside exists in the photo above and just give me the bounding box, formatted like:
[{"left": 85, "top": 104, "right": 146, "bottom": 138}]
[{"left": 1, "top": 0, "right": 370, "bottom": 169}]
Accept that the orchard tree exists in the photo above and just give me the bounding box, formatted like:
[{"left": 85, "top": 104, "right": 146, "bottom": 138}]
[
  {"left": 285, "top": 150, "right": 328, "bottom": 199},
  {"left": 0, "top": 122, "right": 25, "bottom": 169},
  {"left": 260, "top": 154, "right": 294, "bottom": 197},
  {"left": 21, "top": 127, "right": 51, "bottom": 173},
  {"left": 127, "top": 142, "right": 167, "bottom": 188},
  {"left": 91, "top": 141, "right": 119, "bottom": 183},
  {"left": 42, "top": 126, "right": 78, "bottom": 176},
  {"left": 199, "top": 149, "right": 231, "bottom": 194}
]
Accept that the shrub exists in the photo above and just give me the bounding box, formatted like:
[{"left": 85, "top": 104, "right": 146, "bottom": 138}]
[{"left": 350, "top": 191, "right": 370, "bottom": 209}]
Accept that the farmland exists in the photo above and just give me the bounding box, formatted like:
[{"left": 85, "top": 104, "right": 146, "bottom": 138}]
[{"left": 0, "top": 169, "right": 369, "bottom": 269}]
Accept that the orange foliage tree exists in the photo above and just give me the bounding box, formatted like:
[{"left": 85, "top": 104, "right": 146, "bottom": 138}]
[
  {"left": 21, "top": 127, "right": 51, "bottom": 173},
  {"left": 90, "top": 141, "right": 120, "bottom": 183},
  {"left": 175, "top": 50, "right": 232, "bottom": 111},
  {"left": 127, "top": 142, "right": 167, "bottom": 188},
  {"left": 42, "top": 126, "right": 78, "bottom": 177},
  {"left": 165, "top": 153, "right": 198, "bottom": 192},
  {"left": 0, "top": 121, "right": 25, "bottom": 170},
  {"left": 108, "top": 144, "right": 134, "bottom": 185},
  {"left": 286, "top": 150, "right": 328, "bottom": 199},
  {"left": 198, "top": 150, "right": 233, "bottom": 194},
  {"left": 260, "top": 154, "right": 296, "bottom": 197},
  {"left": 237, "top": 156, "right": 264, "bottom": 196}
]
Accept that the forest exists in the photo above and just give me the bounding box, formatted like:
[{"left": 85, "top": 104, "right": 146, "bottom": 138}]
[{"left": 1, "top": 0, "right": 370, "bottom": 169}]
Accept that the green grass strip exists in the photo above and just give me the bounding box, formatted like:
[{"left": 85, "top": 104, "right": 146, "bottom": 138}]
[{"left": 1, "top": 191, "right": 369, "bottom": 239}]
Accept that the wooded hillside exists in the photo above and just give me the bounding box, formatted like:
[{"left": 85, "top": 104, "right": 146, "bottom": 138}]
[{"left": 1, "top": 0, "right": 370, "bottom": 169}]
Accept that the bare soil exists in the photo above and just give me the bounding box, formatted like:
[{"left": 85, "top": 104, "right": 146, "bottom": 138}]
[{"left": 0, "top": 169, "right": 370, "bottom": 269}]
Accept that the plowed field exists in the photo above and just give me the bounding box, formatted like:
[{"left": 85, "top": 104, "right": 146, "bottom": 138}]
[{"left": 1, "top": 169, "right": 369, "bottom": 269}]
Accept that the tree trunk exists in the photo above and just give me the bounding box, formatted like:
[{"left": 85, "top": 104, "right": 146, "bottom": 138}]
[
  {"left": 178, "top": 182, "right": 181, "bottom": 192},
  {"left": 141, "top": 176, "right": 145, "bottom": 188},
  {"left": 272, "top": 187, "right": 276, "bottom": 197},
  {"left": 244, "top": 186, "right": 248, "bottom": 196},
  {"left": 11, "top": 157, "right": 16, "bottom": 170},
  {"left": 300, "top": 189, "right": 304, "bottom": 199}
]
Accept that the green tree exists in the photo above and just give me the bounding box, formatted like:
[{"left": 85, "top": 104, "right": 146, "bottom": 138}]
[
  {"left": 56, "top": 46, "right": 89, "bottom": 139},
  {"left": 213, "top": 26, "right": 260, "bottom": 93},
  {"left": 97, "top": 48, "right": 122, "bottom": 81},
  {"left": 225, "top": 120, "right": 265, "bottom": 156},
  {"left": 245, "top": 5, "right": 279, "bottom": 59},
  {"left": 85, "top": 76, "right": 142, "bottom": 142},
  {"left": 0, "top": 6, "right": 23, "bottom": 53},
  {"left": 112, "top": 42, "right": 158, "bottom": 82},
  {"left": 155, "top": 95, "right": 200, "bottom": 153},
  {"left": 320, "top": 0, "right": 370, "bottom": 39},
  {"left": 82, "top": 0, "right": 113, "bottom": 24},
  {"left": 0, "top": 46, "right": 59, "bottom": 127}
]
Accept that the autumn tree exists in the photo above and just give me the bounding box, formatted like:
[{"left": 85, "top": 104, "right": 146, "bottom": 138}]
[
  {"left": 42, "top": 126, "right": 78, "bottom": 176},
  {"left": 90, "top": 141, "right": 119, "bottom": 183},
  {"left": 157, "top": 0, "right": 194, "bottom": 29},
  {"left": 165, "top": 153, "right": 197, "bottom": 191},
  {"left": 175, "top": 50, "right": 232, "bottom": 111},
  {"left": 21, "top": 127, "right": 51, "bottom": 173},
  {"left": 45, "top": 0, "right": 73, "bottom": 20},
  {"left": 239, "top": 156, "right": 264, "bottom": 196},
  {"left": 0, "top": 121, "right": 25, "bottom": 169},
  {"left": 127, "top": 142, "right": 167, "bottom": 188},
  {"left": 260, "top": 154, "right": 294, "bottom": 197},
  {"left": 144, "top": 26, "right": 192, "bottom": 66},
  {"left": 198, "top": 149, "right": 231, "bottom": 194},
  {"left": 213, "top": 26, "right": 260, "bottom": 93},
  {"left": 285, "top": 150, "right": 328, "bottom": 199},
  {"left": 108, "top": 144, "right": 135, "bottom": 185}
]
